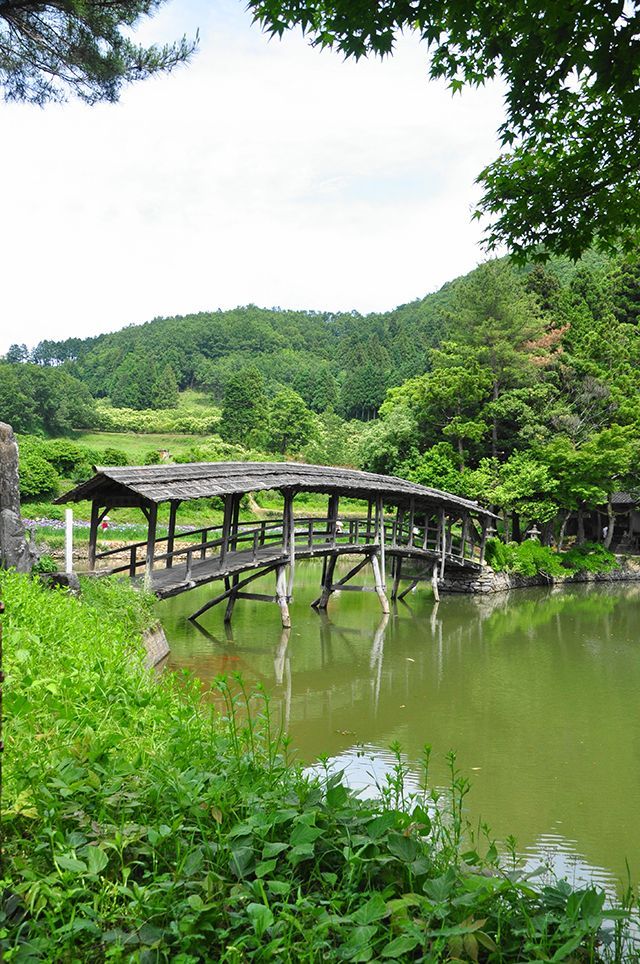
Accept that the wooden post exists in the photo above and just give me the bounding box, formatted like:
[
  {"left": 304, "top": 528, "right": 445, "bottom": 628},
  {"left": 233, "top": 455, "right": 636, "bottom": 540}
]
[
  {"left": 224, "top": 574, "right": 239, "bottom": 623},
  {"left": 460, "top": 512, "right": 469, "bottom": 560},
  {"left": 440, "top": 507, "right": 447, "bottom": 579},
  {"left": 283, "top": 490, "right": 296, "bottom": 598},
  {"left": 220, "top": 495, "right": 233, "bottom": 566},
  {"left": 376, "top": 495, "right": 386, "bottom": 586},
  {"left": 370, "top": 552, "right": 390, "bottom": 615},
  {"left": 88, "top": 501, "right": 100, "bottom": 572},
  {"left": 313, "top": 553, "right": 337, "bottom": 611},
  {"left": 408, "top": 497, "right": 415, "bottom": 547},
  {"left": 230, "top": 493, "right": 241, "bottom": 551},
  {"left": 327, "top": 493, "right": 339, "bottom": 545},
  {"left": 275, "top": 565, "right": 291, "bottom": 628},
  {"left": 479, "top": 517, "right": 488, "bottom": 566},
  {"left": 166, "top": 500, "right": 179, "bottom": 569},
  {"left": 391, "top": 556, "right": 403, "bottom": 600},
  {"left": 366, "top": 499, "right": 373, "bottom": 541},
  {"left": 431, "top": 562, "right": 440, "bottom": 602},
  {"left": 145, "top": 502, "right": 158, "bottom": 584}
]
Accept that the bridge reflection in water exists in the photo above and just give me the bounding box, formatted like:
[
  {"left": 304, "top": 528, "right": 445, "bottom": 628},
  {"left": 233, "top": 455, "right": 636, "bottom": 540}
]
[{"left": 158, "top": 567, "right": 640, "bottom": 892}]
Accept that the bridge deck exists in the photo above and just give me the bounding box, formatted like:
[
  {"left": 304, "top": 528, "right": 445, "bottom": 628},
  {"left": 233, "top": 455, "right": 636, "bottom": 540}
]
[{"left": 148, "top": 539, "right": 479, "bottom": 599}]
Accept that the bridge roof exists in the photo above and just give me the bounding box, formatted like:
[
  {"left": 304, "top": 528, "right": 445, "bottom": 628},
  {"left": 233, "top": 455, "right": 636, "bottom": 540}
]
[{"left": 56, "top": 461, "right": 494, "bottom": 517}]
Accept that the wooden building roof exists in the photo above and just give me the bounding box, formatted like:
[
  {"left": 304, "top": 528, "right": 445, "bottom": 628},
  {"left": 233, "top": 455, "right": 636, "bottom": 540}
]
[{"left": 55, "top": 461, "right": 494, "bottom": 517}]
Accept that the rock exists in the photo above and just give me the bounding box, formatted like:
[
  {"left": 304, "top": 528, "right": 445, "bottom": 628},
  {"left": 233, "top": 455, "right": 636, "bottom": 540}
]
[
  {"left": 38, "top": 571, "right": 81, "bottom": 593},
  {"left": 0, "top": 423, "right": 38, "bottom": 573}
]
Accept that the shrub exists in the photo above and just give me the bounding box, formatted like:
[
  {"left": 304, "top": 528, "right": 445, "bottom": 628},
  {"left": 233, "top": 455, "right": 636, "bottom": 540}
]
[
  {"left": 32, "top": 554, "right": 58, "bottom": 573},
  {"left": 18, "top": 449, "right": 59, "bottom": 501},
  {"left": 100, "top": 447, "right": 129, "bottom": 466},
  {"left": 95, "top": 402, "right": 219, "bottom": 435},
  {"left": 561, "top": 541, "right": 619, "bottom": 574},
  {"left": 39, "top": 439, "right": 88, "bottom": 476}
]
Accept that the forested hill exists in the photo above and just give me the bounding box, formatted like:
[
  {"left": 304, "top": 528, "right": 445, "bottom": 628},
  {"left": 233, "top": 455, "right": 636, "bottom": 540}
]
[
  {"left": 5, "top": 249, "right": 613, "bottom": 421},
  {"left": 8, "top": 292, "right": 456, "bottom": 420}
]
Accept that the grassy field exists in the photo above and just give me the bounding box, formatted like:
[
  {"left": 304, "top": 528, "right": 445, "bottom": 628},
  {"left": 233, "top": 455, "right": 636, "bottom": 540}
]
[{"left": 72, "top": 430, "right": 205, "bottom": 463}]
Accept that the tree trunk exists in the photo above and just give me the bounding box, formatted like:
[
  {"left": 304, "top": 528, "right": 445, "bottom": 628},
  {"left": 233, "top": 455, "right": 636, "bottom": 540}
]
[
  {"left": 491, "top": 381, "right": 499, "bottom": 459},
  {"left": 577, "top": 504, "right": 585, "bottom": 545},
  {"left": 541, "top": 521, "right": 554, "bottom": 546},
  {"left": 604, "top": 498, "right": 615, "bottom": 549},
  {"left": 457, "top": 437, "right": 465, "bottom": 471},
  {"left": 511, "top": 511, "right": 522, "bottom": 543},
  {"left": 557, "top": 510, "right": 570, "bottom": 550}
]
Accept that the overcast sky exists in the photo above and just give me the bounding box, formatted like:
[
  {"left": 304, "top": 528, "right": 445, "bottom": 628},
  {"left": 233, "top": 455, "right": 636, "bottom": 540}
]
[{"left": 0, "top": 0, "right": 505, "bottom": 354}]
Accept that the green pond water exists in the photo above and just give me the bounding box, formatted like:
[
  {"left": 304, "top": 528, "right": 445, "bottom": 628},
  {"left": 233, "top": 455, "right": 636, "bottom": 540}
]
[{"left": 157, "top": 559, "right": 640, "bottom": 893}]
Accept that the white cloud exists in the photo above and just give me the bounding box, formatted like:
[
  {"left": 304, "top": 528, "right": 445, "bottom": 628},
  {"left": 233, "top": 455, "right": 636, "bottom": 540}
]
[{"left": 0, "top": 0, "right": 505, "bottom": 353}]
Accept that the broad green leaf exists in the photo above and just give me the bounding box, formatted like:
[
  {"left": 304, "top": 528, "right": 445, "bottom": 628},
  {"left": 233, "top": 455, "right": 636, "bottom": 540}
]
[
  {"left": 85, "top": 846, "right": 108, "bottom": 875},
  {"left": 56, "top": 854, "right": 88, "bottom": 873},
  {"left": 351, "top": 893, "right": 388, "bottom": 925},
  {"left": 381, "top": 933, "right": 420, "bottom": 957}
]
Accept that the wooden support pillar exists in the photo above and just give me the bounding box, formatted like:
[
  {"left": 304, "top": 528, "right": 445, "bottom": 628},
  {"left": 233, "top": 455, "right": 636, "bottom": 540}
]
[
  {"left": 224, "top": 573, "right": 240, "bottom": 623},
  {"left": 376, "top": 494, "right": 386, "bottom": 585},
  {"left": 479, "top": 517, "right": 489, "bottom": 566},
  {"left": 166, "top": 500, "right": 180, "bottom": 569},
  {"left": 440, "top": 507, "right": 447, "bottom": 579},
  {"left": 275, "top": 564, "right": 291, "bottom": 628},
  {"left": 431, "top": 562, "right": 440, "bottom": 602},
  {"left": 327, "top": 493, "right": 339, "bottom": 545},
  {"left": 88, "top": 501, "right": 100, "bottom": 571},
  {"left": 219, "top": 495, "right": 233, "bottom": 566},
  {"left": 408, "top": 497, "right": 415, "bottom": 547},
  {"left": 460, "top": 512, "right": 469, "bottom": 560},
  {"left": 366, "top": 499, "right": 373, "bottom": 541},
  {"left": 391, "top": 556, "right": 403, "bottom": 600},
  {"left": 145, "top": 502, "right": 158, "bottom": 584},
  {"left": 313, "top": 553, "right": 338, "bottom": 611},
  {"left": 370, "top": 551, "right": 390, "bottom": 615},
  {"left": 230, "top": 493, "right": 241, "bottom": 551},
  {"left": 283, "top": 490, "right": 296, "bottom": 598}
]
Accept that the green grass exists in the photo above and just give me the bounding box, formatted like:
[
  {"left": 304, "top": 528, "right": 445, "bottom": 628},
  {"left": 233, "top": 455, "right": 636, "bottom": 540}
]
[
  {"left": 2, "top": 572, "right": 637, "bottom": 961},
  {"left": 71, "top": 431, "right": 206, "bottom": 463}
]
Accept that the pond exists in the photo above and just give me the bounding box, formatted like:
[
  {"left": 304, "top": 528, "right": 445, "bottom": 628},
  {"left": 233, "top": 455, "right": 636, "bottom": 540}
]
[{"left": 157, "top": 558, "right": 640, "bottom": 894}]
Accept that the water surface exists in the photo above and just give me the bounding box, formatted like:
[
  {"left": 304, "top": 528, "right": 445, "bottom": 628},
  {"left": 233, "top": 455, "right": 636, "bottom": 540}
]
[{"left": 157, "top": 559, "right": 640, "bottom": 892}]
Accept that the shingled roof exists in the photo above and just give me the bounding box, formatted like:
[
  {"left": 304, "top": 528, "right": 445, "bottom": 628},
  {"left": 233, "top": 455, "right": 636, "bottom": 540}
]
[{"left": 55, "top": 461, "right": 494, "bottom": 517}]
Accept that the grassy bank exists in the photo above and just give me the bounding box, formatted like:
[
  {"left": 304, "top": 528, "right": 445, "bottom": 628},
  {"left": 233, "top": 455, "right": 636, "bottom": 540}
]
[{"left": 2, "top": 572, "right": 637, "bottom": 961}]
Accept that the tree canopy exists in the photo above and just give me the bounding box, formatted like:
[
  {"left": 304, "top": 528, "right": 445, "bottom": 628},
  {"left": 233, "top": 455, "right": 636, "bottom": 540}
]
[
  {"left": 0, "top": 1, "right": 197, "bottom": 104},
  {"left": 249, "top": 0, "right": 640, "bottom": 259}
]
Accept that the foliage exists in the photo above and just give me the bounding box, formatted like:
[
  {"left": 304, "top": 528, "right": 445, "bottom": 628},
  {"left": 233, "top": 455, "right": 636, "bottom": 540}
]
[
  {"left": 2, "top": 572, "right": 634, "bottom": 961},
  {"left": 0, "top": 363, "right": 95, "bottom": 435},
  {"left": 485, "top": 538, "right": 620, "bottom": 578},
  {"left": 100, "top": 447, "right": 129, "bottom": 467},
  {"left": 0, "top": 1, "right": 197, "bottom": 105},
  {"left": 561, "top": 542, "right": 619, "bottom": 575},
  {"left": 17, "top": 447, "right": 59, "bottom": 501},
  {"left": 95, "top": 403, "right": 219, "bottom": 435},
  {"left": 219, "top": 366, "right": 267, "bottom": 445},
  {"left": 151, "top": 364, "right": 179, "bottom": 410},
  {"left": 266, "top": 387, "right": 315, "bottom": 455},
  {"left": 249, "top": 0, "right": 640, "bottom": 259},
  {"left": 31, "top": 554, "right": 58, "bottom": 574}
]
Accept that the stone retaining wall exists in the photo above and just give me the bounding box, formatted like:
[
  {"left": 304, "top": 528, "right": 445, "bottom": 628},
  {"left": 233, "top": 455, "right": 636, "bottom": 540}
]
[
  {"left": 142, "top": 622, "right": 171, "bottom": 668},
  {"left": 440, "top": 556, "right": 640, "bottom": 594}
]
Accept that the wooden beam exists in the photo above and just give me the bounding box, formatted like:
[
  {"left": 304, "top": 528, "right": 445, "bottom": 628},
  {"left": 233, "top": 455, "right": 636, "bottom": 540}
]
[
  {"left": 88, "top": 501, "right": 100, "bottom": 571},
  {"left": 376, "top": 495, "right": 386, "bottom": 586},
  {"left": 224, "top": 573, "right": 240, "bottom": 623},
  {"left": 312, "top": 553, "right": 338, "bottom": 610},
  {"left": 440, "top": 507, "right": 447, "bottom": 579},
  {"left": 370, "top": 551, "right": 390, "bottom": 615},
  {"left": 145, "top": 502, "right": 158, "bottom": 584},
  {"left": 219, "top": 495, "right": 233, "bottom": 567},
  {"left": 391, "top": 556, "right": 403, "bottom": 600},
  {"left": 284, "top": 490, "right": 295, "bottom": 598},
  {"left": 166, "top": 500, "right": 180, "bottom": 569},
  {"left": 275, "top": 564, "right": 291, "bottom": 628},
  {"left": 189, "top": 564, "right": 280, "bottom": 621}
]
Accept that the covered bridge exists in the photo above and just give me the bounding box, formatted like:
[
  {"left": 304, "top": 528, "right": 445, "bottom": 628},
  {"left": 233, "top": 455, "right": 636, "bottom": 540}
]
[{"left": 57, "top": 461, "right": 495, "bottom": 626}]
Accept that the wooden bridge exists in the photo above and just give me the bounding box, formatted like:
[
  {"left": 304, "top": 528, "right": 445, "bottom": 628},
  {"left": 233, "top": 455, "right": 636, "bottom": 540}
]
[{"left": 57, "top": 462, "right": 495, "bottom": 627}]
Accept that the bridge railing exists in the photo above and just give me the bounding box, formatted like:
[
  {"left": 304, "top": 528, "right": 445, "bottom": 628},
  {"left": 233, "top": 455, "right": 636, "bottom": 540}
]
[{"left": 94, "top": 511, "right": 483, "bottom": 577}]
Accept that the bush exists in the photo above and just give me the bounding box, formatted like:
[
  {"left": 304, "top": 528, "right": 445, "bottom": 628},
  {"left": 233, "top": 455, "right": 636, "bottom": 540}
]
[
  {"left": 39, "top": 439, "right": 89, "bottom": 476},
  {"left": 32, "top": 554, "right": 58, "bottom": 573},
  {"left": 100, "top": 447, "right": 129, "bottom": 466},
  {"left": 18, "top": 449, "right": 59, "bottom": 501},
  {"left": 96, "top": 402, "right": 219, "bottom": 435},
  {"left": 485, "top": 537, "right": 620, "bottom": 578},
  {"left": 561, "top": 541, "right": 619, "bottom": 574}
]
